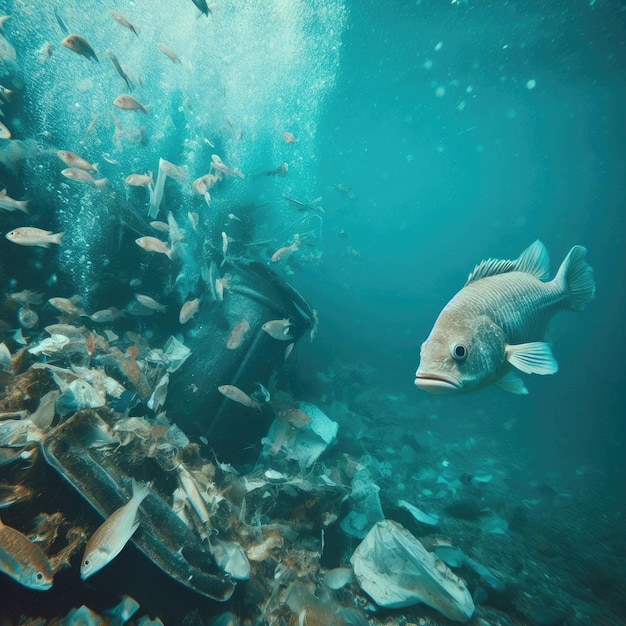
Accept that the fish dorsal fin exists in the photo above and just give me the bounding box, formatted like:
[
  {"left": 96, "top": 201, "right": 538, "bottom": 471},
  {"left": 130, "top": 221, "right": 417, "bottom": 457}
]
[
  {"left": 465, "top": 240, "right": 550, "bottom": 286},
  {"left": 515, "top": 240, "right": 550, "bottom": 280}
]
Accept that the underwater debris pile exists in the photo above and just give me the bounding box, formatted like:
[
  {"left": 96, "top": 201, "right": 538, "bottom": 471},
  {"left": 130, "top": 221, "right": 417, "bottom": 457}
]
[
  {"left": 1, "top": 285, "right": 624, "bottom": 624},
  {"left": 0, "top": 303, "right": 482, "bottom": 625}
]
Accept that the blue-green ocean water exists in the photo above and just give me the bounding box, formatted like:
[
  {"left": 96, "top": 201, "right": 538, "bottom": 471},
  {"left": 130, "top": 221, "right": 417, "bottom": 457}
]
[{"left": 0, "top": 0, "right": 624, "bottom": 623}]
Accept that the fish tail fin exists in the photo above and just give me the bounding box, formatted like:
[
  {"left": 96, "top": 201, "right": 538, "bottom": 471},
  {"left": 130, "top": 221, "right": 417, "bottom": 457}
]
[
  {"left": 131, "top": 477, "right": 151, "bottom": 504},
  {"left": 554, "top": 245, "right": 596, "bottom": 311},
  {"left": 92, "top": 163, "right": 99, "bottom": 173},
  {"left": 95, "top": 177, "right": 108, "bottom": 189},
  {"left": 17, "top": 200, "right": 29, "bottom": 214},
  {"left": 51, "top": 232, "right": 64, "bottom": 245}
]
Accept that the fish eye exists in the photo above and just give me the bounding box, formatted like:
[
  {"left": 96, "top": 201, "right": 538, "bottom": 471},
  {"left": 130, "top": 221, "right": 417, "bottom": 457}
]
[
  {"left": 83, "top": 560, "right": 89, "bottom": 566},
  {"left": 452, "top": 343, "right": 467, "bottom": 361},
  {"left": 36, "top": 572, "right": 43, "bottom": 580}
]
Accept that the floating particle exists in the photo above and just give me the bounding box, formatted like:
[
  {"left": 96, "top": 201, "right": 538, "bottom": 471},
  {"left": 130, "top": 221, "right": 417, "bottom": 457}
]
[
  {"left": 525, "top": 79, "right": 537, "bottom": 90},
  {"left": 423, "top": 59, "right": 433, "bottom": 70},
  {"left": 466, "top": 85, "right": 474, "bottom": 94},
  {"left": 435, "top": 86, "right": 446, "bottom": 97},
  {"left": 434, "top": 41, "right": 443, "bottom": 51}
]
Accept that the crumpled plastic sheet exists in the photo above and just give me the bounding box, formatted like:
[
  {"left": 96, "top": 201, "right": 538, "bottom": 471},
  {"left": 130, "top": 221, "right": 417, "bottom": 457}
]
[{"left": 350, "top": 519, "right": 475, "bottom": 622}]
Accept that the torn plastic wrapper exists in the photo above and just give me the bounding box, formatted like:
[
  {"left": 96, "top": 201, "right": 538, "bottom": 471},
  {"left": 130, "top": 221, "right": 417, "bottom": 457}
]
[
  {"left": 350, "top": 520, "right": 475, "bottom": 622},
  {"left": 263, "top": 402, "right": 338, "bottom": 469},
  {"left": 340, "top": 464, "right": 384, "bottom": 539}
]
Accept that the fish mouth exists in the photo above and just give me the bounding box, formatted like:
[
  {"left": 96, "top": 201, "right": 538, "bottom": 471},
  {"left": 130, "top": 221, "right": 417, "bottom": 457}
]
[{"left": 414, "top": 372, "right": 462, "bottom": 393}]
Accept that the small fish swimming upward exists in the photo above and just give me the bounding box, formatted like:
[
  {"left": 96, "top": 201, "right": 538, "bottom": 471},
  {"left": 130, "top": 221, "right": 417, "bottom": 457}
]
[
  {"left": 81, "top": 478, "right": 150, "bottom": 580},
  {"left": 0, "top": 516, "right": 54, "bottom": 590},
  {"left": 415, "top": 240, "right": 595, "bottom": 395}
]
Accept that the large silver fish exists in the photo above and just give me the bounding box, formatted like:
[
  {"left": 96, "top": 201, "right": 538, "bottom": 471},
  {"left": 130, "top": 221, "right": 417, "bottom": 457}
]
[
  {"left": 415, "top": 240, "right": 595, "bottom": 394},
  {"left": 80, "top": 478, "right": 149, "bottom": 580}
]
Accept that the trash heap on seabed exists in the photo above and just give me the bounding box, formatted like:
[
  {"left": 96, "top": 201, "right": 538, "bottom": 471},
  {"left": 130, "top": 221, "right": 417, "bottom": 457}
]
[{"left": 0, "top": 320, "right": 494, "bottom": 626}]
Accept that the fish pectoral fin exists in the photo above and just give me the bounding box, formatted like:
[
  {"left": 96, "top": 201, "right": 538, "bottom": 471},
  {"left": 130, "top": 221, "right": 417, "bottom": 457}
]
[
  {"left": 495, "top": 370, "right": 529, "bottom": 394},
  {"left": 505, "top": 342, "right": 558, "bottom": 375}
]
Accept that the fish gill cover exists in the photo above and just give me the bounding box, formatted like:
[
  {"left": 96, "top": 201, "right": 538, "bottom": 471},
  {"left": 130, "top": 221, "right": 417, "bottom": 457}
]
[{"left": 7, "top": 0, "right": 346, "bottom": 300}]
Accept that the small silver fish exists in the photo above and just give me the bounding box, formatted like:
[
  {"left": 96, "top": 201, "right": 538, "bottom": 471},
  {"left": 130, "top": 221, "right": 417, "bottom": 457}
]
[
  {"left": 415, "top": 240, "right": 596, "bottom": 395},
  {"left": 113, "top": 94, "right": 148, "bottom": 114},
  {"left": 110, "top": 11, "right": 140, "bottom": 36},
  {"left": 135, "top": 236, "right": 173, "bottom": 260},
  {"left": 61, "top": 167, "right": 108, "bottom": 188},
  {"left": 134, "top": 293, "right": 166, "bottom": 313},
  {"left": 81, "top": 478, "right": 150, "bottom": 580},
  {"left": 176, "top": 465, "right": 210, "bottom": 525},
  {"left": 262, "top": 318, "right": 293, "bottom": 340},
  {"left": 90, "top": 307, "right": 123, "bottom": 323},
  {"left": 157, "top": 43, "right": 181, "bottom": 64},
  {"left": 0, "top": 516, "right": 54, "bottom": 590},
  {"left": 57, "top": 150, "right": 97, "bottom": 172}
]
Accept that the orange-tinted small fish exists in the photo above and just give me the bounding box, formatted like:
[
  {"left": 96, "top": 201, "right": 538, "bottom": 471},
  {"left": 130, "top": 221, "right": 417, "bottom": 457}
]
[
  {"left": 61, "top": 168, "right": 108, "bottom": 188},
  {"left": 179, "top": 298, "right": 200, "bottom": 324},
  {"left": 85, "top": 331, "right": 96, "bottom": 356},
  {"left": 135, "top": 236, "right": 173, "bottom": 260},
  {"left": 125, "top": 172, "right": 153, "bottom": 187},
  {"left": 218, "top": 384, "right": 261, "bottom": 411},
  {"left": 277, "top": 407, "right": 311, "bottom": 428},
  {"left": 0, "top": 516, "right": 54, "bottom": 590},
  {"left": 271, "top": 235, "right": 300, "bottom": 263},
  {"left": 57, "top": 150, "right": 97, "bottom": 172},
  {"left": 6, "top": 227, "right": 64, "bottom": 248},
  {"left": 123, "top": 346, "right": 140, "bottom": 384},
  {"left": 227, "top": 319, "right": 250, "bottom": 350}
]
